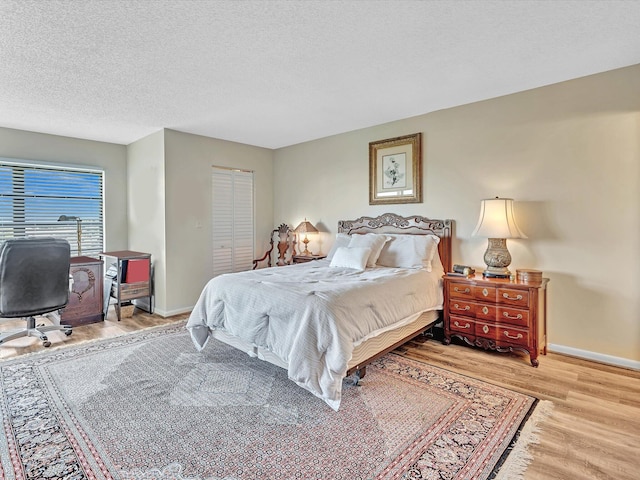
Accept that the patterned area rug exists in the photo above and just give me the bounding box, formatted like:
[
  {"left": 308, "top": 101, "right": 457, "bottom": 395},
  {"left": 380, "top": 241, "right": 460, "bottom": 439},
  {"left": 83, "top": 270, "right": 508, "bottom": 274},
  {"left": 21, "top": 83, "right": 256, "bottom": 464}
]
[{"left": 0, "top": 322, "right": 550, "bottom": 479}]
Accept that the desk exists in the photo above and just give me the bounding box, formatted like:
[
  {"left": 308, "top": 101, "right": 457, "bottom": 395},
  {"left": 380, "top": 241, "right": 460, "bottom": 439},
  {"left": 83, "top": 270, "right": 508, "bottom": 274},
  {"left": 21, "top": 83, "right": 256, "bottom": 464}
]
[
  {"left": 100, "top": 250, "right": 152, "bottom": 321},
  {"left": 60, "top": 256, "right": 104, "bottom": 327}
]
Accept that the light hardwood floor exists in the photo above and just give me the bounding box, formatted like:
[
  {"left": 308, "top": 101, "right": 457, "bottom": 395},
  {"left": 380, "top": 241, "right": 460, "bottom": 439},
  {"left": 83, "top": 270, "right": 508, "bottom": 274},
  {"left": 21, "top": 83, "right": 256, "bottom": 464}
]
[
  {"left": 1, "top": 310, "right": 638, "bottom": 479},
  {"left": 0, "top": 308, "right": 185, "bottom": 360},
  {"left": 398, "top": 335, "right": 640, "bottom": 480}
]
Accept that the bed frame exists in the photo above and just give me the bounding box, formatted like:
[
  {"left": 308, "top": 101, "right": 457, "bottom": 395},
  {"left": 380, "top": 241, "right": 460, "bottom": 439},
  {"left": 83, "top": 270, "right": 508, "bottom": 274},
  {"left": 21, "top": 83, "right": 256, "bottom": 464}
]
[
  {"left": 338, "top": 213, "right": 452, "bottom": 272},
  {"left": 210, "top": 213, "right": 453, "bottom": 383},
  {"left": 337, "top": 213, "right": 452, "bottom": 380}
]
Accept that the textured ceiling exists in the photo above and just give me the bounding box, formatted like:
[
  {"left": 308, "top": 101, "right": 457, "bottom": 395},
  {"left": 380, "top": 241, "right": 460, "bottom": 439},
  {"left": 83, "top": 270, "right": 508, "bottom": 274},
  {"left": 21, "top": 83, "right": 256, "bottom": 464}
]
[{"left": 1, "top": 0, "right": 639, "bottom": 149}]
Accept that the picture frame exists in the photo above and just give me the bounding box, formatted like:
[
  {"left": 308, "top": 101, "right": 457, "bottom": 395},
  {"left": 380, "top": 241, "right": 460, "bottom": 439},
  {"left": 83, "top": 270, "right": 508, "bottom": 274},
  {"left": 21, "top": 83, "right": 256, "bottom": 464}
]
[{"left": 369, "top": 132, "right": 422, "bottom": 205}]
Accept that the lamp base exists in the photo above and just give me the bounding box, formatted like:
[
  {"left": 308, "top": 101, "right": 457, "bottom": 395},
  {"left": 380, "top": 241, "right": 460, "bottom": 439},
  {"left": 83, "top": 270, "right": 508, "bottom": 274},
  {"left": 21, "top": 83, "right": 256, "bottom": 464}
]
[
  {"left": 482, "top": 238, "right": 512, "bottom": 279},
  {"left": 301, "top": 237, "right": 313, "bottom": 256},
  {"left": 482, "top": 270, "right": 511, "bottom": 279}
]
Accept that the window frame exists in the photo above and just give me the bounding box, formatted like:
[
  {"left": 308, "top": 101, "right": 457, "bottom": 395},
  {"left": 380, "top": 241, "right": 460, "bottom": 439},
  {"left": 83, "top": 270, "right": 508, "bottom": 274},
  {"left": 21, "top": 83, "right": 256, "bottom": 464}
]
[{"left": 0, "top": 157, "right": 105, "bottom": 256}]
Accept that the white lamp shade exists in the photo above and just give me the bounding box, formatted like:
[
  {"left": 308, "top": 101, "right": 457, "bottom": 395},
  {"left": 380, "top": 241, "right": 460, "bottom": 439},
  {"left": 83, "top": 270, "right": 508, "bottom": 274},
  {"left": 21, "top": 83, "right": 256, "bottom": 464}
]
[{"left": 472, "top": 197, "right": 527, "bottom": 239}]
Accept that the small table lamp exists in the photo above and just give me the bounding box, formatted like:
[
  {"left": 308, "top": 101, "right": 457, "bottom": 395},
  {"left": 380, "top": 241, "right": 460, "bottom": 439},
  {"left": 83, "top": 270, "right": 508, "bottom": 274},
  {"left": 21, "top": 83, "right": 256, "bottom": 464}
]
[
  {"left": 58, "top": 215, "right": 83, "bottom": 256},
  {"left": 471, "top": 197, "right": 526, "bottom": 278},
  {"left": 294, "top": 218, "right": 318, "bottom": 256}
]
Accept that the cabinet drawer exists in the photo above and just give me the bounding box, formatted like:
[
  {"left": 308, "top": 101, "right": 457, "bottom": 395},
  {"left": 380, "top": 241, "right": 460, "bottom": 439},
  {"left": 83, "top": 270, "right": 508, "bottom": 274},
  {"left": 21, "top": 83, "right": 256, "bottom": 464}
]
[
  {"left": 449, "top": 299, "right": 474, "bottom": 317},
  {"left": 112, "top": 282, "right": 150, "bottom": 301},
  {"left": 475, "top": 303, "right": 497, "bottom": 321},
  {"left": 497, "top": 307, "right": 529, "bottom": 327},
  {"left": 474, "top": 286, "right": 496, "bottom": 302},
  {"left": 118, "top": 287, "right": 150, "bottom": 301},
  {"left": 449, "top": 283, "right": 473, "bottom": 299},
  {"left": 497, "top": 288, "right": 529, "bottom": 307},
  {"left": 448, "top": 300, "right": 498, "bottom": 321},
  {"left": 476, "top": 321, "right": 529, "bottom": 347},
  {"left": 499, "top": 325, "right": 529, "bottom": 347},
  {"left": 450, "top": 315, "right": 475, "bottom": 335}
]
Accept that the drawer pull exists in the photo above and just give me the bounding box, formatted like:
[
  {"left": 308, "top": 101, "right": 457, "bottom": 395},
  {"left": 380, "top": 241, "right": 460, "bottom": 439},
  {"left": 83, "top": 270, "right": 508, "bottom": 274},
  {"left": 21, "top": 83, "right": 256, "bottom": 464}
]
[
  {"left": 504, "top": 331, "right": 524, "bottom": 340},
  {"left": 482, "top": 288, "right": 489, "bottom": 297},
  {"left": 482, "top": 325, "right": 489, "bottom": 334},
  {"left": 453, "top": 303, "right": 470, "bottom": 311},
  {"left": 453, "top": 321, "right": 471, "bottom": 329},
  {"left": 482, "top": 306, "right": 489, "bottom": 315},
  {"left": 502, "top": 293, "right": 523, "bottom": 301},
  {"left": 454, "top": 287, "right": 471, "bottom": 294},
  {"left": 503, "top": 312, "right": 523, "bottom": 320}
]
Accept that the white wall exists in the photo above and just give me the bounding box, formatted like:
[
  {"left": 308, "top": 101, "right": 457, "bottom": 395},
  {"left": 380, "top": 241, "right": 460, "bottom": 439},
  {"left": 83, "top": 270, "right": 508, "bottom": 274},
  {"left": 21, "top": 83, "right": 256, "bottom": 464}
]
[
  {"left": 273, "top": 65, "right": 640, "bottom": 364},
  {"left": 126, "top": 130, "right": 167, "bottom": 312},
  {"left": 0, "top": 126, "right": 128, "bottom": 251},
  {"left": 161, "top": 129, "right": 274, "bottom": 315}
]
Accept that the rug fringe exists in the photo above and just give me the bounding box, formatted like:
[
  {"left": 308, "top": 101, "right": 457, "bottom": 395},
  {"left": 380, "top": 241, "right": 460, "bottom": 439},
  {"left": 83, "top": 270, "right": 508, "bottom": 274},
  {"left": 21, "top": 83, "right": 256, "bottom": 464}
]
[{"left": 494, "top": 400, "right": 554, "bottom": 480}]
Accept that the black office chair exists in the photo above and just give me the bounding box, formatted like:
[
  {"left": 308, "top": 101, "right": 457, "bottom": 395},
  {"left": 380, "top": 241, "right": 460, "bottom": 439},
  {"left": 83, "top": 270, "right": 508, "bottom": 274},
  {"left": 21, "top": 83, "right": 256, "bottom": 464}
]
[{"left": 0, "top": 237, "right": 73, "bottom": 348}]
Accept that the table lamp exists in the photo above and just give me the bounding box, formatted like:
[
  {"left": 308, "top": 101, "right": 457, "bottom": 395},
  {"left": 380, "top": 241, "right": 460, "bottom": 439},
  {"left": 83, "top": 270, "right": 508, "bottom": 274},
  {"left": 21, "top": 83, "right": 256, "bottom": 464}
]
[
  {"left": 294, "top": 218, "right": 318, "bottom": 256},
  {"left": 471, "top": 197, "right": 526, "bottom": 278},
  {"left": 58, "top": 215, "right": 82, "bottom": 256}
]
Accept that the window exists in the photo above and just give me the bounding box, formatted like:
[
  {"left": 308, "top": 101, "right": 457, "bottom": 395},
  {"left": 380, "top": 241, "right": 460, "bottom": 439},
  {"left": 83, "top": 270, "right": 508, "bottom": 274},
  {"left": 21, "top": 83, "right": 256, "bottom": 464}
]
[{"left": 0, "top": 159, "right": 104, "bottom": 256}]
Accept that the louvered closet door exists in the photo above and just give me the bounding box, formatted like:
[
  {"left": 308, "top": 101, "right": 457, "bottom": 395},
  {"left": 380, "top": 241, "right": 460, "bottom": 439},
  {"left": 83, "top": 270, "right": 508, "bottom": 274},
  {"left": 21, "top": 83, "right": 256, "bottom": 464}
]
[{"left": 211, "top": 167, "right": 254, "bottom": 277}]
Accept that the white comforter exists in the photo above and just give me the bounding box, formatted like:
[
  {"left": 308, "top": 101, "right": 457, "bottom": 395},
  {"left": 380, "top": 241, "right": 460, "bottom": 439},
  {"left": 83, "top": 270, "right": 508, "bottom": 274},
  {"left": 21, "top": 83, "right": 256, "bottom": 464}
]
[{"left": 186, "top": 260, "right": 443, "bottom": 410}]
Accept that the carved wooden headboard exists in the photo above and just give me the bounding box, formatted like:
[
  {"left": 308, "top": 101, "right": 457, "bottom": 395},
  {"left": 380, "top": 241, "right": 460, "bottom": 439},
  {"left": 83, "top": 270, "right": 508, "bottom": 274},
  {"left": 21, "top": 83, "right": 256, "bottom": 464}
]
[{"left": 337, "top": 213, "right": 453, "bottom": 273}]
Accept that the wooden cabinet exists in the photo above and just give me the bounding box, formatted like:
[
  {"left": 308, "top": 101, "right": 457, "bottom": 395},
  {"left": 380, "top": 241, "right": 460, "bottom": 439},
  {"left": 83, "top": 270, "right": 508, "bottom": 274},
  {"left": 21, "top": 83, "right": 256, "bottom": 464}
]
[
  {"left": 443, "top": 274, "right": 549, "bottom": 366},
  {"left": 292, "top": 254, "right": 326, "bottom": 264},
  {"left": 60, "top": 256, "right": 104, "bottom": 327},
  {"left": 100, "top": 250, "right": 152, "bottom": 321}
]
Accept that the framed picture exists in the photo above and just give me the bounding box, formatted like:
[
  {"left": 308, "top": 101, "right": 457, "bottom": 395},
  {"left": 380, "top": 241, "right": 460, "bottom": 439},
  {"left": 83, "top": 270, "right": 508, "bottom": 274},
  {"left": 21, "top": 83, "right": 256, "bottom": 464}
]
[{"left": 369, "top": 133, "right": 422, "bottom": 205}]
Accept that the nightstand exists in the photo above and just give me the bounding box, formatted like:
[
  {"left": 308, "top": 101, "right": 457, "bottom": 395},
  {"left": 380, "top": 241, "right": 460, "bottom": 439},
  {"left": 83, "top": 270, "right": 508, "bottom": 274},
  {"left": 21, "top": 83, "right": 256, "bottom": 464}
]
[
  {"left": 442, "top": 274, "right": 549, "bottom": 366},
  {"left": 100, "top": 250, "right": 153, "bottom": 321},
  {"left": 292, "top": 254, "right": 326, "bottom": 264}
]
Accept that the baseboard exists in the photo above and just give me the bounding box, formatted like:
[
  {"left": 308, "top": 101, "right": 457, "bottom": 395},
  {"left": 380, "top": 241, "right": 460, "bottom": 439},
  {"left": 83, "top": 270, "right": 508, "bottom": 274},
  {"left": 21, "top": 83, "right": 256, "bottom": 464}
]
[
  {"left": 548, "top": 343, "right": 640, "bottom": 371},
  {"left": 150, "top": 306, "right": 193, "bottom": 318}
]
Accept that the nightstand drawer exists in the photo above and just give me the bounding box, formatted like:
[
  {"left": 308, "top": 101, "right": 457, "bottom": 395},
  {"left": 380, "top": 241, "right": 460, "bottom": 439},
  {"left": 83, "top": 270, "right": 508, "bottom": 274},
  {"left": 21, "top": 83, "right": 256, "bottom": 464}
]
[
  {"left": 475, "top": 322, "right": 530, "bottom": 347},
  {"left": 475, "top": 303, "right": 497, "bottom": 321},
  {"left": 497, "top": 307, "right": 529, "bottom": 327},
  {"left": 497, "top": 288, "right": 529, "bottom": 307},
  {"left": 499, "top": 325, "right": 530, "bottom": 347},
  {"left": 450, "top": 316, "right": 475, "bottom": 334},
  {"left": 448, "top": 300, "right": 498, "bottom": 321},
  {"left": 474, "top": 286, "right": 497, "bottom": 302},
  {"left": 449, "top": 283, "right": 473, "bottom": 299},
  {"left": 449, "top": 299, "right": 474, "bottom": 317}
]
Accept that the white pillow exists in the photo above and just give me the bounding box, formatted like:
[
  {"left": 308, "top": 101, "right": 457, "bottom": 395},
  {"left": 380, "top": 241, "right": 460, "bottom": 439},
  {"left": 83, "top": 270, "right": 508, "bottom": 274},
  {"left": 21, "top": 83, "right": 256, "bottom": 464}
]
[
  {"left": 430, "top": 246, "right": 445, "bottom": 276},
  {"left": 347, "top": 234, "right": 390, "bottom": 267},
  {"left": 377, "top": 234, "right": 441, "bottom": 270},
  {"left": 329, "top": 247, "right": 372, "bottom": 271},
  {"left": 326, "top": 233, "right": 351, "bottom": 260}
]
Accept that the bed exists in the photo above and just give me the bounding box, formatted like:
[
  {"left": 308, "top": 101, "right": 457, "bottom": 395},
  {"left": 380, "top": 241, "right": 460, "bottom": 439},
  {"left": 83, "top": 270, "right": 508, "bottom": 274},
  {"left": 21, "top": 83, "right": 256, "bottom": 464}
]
[{"left": 187, "top": 213, "right": 452, "bottom": 410}]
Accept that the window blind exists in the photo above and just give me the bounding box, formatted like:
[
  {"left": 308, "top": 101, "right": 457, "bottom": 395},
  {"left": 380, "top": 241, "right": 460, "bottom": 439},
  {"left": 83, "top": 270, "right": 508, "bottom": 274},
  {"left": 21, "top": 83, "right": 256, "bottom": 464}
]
[
  {"left": 0, "top": 159, "right": 104, "bottom": 256},
  {"left": 211, "top": 167, "right": 254, "bottom": 277}
]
